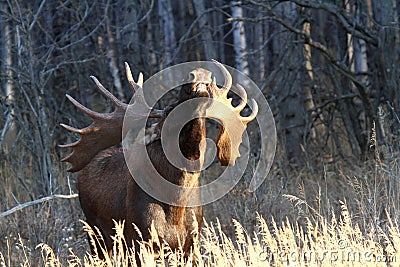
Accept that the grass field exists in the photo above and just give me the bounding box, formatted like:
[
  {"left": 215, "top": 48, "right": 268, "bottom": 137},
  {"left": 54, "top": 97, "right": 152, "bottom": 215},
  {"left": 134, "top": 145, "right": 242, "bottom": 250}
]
[
  {"left": 1, "top": 139, "right": 399, "bottom": 266},
  {"left": 1, "top": 201, "right": 400, "bottom": 266}
]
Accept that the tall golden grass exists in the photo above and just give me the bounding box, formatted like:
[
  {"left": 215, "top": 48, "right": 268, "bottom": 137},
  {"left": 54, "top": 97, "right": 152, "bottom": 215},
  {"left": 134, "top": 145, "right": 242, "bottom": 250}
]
[{"left": 1, "top": 200, "right": 399, "bottom": 266}]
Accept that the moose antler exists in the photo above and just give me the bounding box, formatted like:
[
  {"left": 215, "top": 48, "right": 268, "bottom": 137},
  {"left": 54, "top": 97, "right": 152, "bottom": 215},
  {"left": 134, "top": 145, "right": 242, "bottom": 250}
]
[
  {"left": 207, "top": 60, "right": 258, "bottom": 166},
  {"left": 60, "top": 63, "right": 164, "bottom": 172}
]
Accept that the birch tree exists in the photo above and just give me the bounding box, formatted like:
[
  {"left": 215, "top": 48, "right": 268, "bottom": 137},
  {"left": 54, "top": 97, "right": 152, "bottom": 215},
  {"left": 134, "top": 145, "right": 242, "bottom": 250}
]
[
  {"left": 231, "top": 1, "right": 249, "bottom": 75},
  {"left": 0, "top": 2, "right": 15, "bottom": 152},
  {"left": 106, "top": 17, "right": 124, "bottom": 102}
]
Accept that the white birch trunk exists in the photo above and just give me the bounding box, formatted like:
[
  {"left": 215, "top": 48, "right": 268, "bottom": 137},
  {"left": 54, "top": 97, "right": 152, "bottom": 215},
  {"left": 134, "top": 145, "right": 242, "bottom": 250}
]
[
  {"left": 231, "top": 2, "right": 249, "bottom": 75},
  {"left": 106, "top": 19, "right": 124, "bottom": 102},
  {"left": 0, "top": 2, "right": 16, "bottom": 152}
]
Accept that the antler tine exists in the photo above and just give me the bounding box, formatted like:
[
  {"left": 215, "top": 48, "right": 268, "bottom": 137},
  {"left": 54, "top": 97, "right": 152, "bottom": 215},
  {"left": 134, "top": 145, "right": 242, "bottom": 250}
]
[
  {"left": 125, "top": 62, "right": 143, "bottom": 94},
  {"left": 90, "top": 76, "right": 125, "bottom": 108},
  {"left": 137, "top": 72, "right": 143, "bottom": 87},
  {"left": 65, "top": 94, "right": 105, "bottom": 119},
  {"left": 124, "top": 62, "right": 166, "bottom": 119},
  {"left": 241, "top": 98, "right": 258, "bottom": 123},
  {"left": 60, "top": 152, "right": 74, "bottom": 163},
  {"left": 212, "top": 59, "right": 232, "bottom": 96},
  {"left": 233, "top": 84, "right": 247, "bottom": 113},
  {"left": 58, "top": 139, "right": 79, "bottom": 148},
  {"left": 230, "top": 84, "right": 258, "bottom": 123},
  {"left": 60, "top": 63, "right": 162, "bottom": 172},
  {"left": 232, "top": 84, "right": 258, "bottom": 122},
  {"left": 60, "top": 123, "right": 84, "bottom": 134}
]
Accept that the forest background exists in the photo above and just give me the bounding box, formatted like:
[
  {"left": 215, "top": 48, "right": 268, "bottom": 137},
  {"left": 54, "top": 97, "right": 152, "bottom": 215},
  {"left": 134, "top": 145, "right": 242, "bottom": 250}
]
[{"left": 0, "top": 0, "right": 399, "bottom": 265}]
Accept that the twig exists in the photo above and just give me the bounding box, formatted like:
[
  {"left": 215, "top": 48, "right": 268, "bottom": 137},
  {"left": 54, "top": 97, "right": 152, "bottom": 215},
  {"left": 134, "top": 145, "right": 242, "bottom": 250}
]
[
  {"left": 29, "top": 0, "right": 46, "bottom": 31},
  {"left": 137, "top": 0, "right": 154, "bottom": 24},
  {"left": 0, "top": 112, "right": 12, "bottom": 149},
  {"left": 0, "top": 194, "right": 78, "bottom": 219}
]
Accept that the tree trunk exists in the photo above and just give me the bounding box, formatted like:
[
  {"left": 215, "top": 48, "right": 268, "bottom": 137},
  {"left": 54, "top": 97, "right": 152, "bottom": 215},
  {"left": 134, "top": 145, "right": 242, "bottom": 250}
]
[
  {"left": 302, "top": 13, "right": 329, "bottom": 161},
  {"left": 274, "top": 2, "right": 306, "bottom": 164},
  {"left": 231, "top": 1, "right": 249, "bottom": 75},
  {"left": 254, "top": 13, "right": 265, "bottom": 83},
  {"left": 0, "top": 2, "right": 16, "bottom": 152},
  {"left": 120, "top": 0, "right": 141, "bottom": 70},
  {"left": 145, "top": 16, "right": 158, "bottom": 71},
  {"left": 213, "top": 0, "right": 225, "bottom": 63},
  {"left": 193, "top": 0, "right": 216, "bottom": 60},
  {"left": 105, "top": 18, "right": 124, "bottom": 102},
  {"left": 158, "top": 0, "right": 176, "bottom": 65},
  {"left": 369, "top": 0, "right": 400, "bottom": 141}
]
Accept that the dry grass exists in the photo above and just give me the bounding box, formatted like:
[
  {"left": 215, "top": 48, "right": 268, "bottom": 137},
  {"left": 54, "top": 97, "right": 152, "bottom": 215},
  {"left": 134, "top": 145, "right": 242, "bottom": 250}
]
[
  {"left": 1, "top": 202, "right": 400, "bottom": 266},
  {"left": 1, "top": 152, "right": 400, "bottom": 266},
  {"left": 1, "top": 124, "right": 399, "bottom": 266}
]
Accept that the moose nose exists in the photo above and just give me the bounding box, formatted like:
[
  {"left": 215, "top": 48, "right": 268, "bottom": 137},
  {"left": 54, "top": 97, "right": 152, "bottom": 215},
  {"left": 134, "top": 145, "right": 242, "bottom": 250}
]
[{"left": 195, "top": 83, "right": 209, "bottom": 97}]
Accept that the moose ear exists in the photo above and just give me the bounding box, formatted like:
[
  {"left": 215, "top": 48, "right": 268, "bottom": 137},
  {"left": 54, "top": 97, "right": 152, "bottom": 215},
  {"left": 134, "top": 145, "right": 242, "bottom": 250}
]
[{"left": 215, "top": 124, "right": 232, "bottom": 166}]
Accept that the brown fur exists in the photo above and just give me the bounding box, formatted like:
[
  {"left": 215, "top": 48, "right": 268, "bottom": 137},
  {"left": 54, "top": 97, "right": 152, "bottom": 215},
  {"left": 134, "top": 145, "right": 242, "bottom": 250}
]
[
  {"left": 77, "top": 82, "right": 210, "bottom": 262},
  {"left": 62, "top": 64, "right": 257, "bottom": 264}
]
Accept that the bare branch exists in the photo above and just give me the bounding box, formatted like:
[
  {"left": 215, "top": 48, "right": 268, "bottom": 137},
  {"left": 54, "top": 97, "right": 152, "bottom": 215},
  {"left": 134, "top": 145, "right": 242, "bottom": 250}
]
[
  {"left": 235, "top": 4, "right": 377, "bottom": 122},
  {"left": 288, "top": 0, "right": 379, "bottom": 46},
  {"left": 0, "top": 112, "right": 12, "bottom": 149},
  {"left": 137, "top": 0, "right": 155, "bottom": 24},
  {"left": 0, "top": 194, "right": 79, "bottom": 219},
  {"left": 29, "top": 0, "right": 46, "bottom": 31},
  {"left": 246, "top": 0, "right": 379, "bottom": 46}
]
